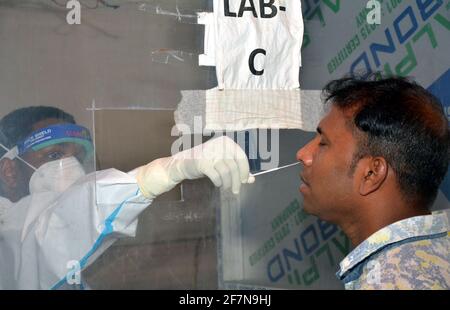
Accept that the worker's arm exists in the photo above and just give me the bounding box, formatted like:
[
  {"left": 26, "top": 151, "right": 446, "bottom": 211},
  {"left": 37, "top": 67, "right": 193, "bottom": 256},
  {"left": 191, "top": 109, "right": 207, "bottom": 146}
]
[{"left": 21, "top": 136, "right": 252, "bottom": 289}]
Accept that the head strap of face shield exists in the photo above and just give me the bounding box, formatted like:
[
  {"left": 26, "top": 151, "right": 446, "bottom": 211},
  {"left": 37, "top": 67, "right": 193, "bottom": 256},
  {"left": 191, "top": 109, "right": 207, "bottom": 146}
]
[
  {"left": 17, "top": 123, "right": 94, "bottom": 157},
  {"left": 0, "top": 143, "right": 37, "bottom": 171},
  {"left": 0, "top": 144, "right": 18, "bottom": 160}
]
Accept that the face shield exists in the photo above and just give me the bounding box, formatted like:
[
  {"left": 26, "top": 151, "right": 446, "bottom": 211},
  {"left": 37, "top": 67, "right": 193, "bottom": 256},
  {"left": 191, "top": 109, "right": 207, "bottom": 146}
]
[{"left": 0, "top": 123, "right": 94, "bottom": 195}]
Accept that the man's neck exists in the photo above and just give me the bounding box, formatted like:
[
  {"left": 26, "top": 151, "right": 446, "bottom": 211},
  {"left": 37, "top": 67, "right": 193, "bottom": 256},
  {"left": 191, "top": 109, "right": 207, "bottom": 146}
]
[{"left": 339, "top": 201, "right": 431, "bottom": 248}]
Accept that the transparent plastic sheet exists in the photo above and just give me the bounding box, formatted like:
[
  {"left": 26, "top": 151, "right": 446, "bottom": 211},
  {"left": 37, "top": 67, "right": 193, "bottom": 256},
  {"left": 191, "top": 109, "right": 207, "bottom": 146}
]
[
  {"left": 82, "top": 106, "right": 226, "bottom": 289},
  {"left": 0, "top": 0, "right": 220, "bottom": 290},
  {"left": 0, "top": 0, "right": 448, "bottom": 291}
]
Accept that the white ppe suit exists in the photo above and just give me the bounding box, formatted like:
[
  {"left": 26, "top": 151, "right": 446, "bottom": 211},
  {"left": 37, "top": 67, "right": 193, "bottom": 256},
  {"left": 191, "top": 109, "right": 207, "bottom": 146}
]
[
  {"left": 0, "top": 136, "right": 252, "bottom": 289},
  {"left": 0, "top": 168, "right": 151, "bottom": 289}
]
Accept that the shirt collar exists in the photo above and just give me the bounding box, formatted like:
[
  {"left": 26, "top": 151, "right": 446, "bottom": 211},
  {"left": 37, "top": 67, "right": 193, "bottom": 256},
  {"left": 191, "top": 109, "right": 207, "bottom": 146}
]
[{"left": 337, "top": 211, "right": 450, "bottom": 278}]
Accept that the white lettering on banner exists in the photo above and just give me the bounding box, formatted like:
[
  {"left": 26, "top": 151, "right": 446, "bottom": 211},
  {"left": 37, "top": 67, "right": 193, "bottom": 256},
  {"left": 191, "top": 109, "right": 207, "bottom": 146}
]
[{"left": 213, "top": 0, "right": 303, "bottom": 89}]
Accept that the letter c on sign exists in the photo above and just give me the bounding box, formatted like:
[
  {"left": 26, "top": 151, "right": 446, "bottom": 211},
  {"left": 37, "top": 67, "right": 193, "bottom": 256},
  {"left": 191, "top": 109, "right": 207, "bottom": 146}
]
[{"left": 249, "top": 48, "right": 267, "bottom": 76}]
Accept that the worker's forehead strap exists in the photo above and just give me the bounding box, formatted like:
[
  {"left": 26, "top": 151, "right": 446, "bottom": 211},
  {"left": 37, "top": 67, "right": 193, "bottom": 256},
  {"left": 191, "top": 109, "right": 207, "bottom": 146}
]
[{"left": 17, "top": 123, "right": 93, "bottom": 156}]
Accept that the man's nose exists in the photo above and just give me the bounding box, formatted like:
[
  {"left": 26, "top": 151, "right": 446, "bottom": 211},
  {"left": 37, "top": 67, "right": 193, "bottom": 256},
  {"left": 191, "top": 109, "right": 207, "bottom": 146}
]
[{"left": 296, "top": 140, "right": 314, "bottom": 167}]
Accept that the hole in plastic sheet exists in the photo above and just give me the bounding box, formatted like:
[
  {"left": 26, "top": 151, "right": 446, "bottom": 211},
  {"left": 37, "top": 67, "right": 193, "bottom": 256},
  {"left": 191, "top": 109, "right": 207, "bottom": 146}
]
[
  {"left": 137, "top": 1, "right": 201, "bottom": 24},
  {"left": 151, "top": 49, "right": 199, "bottom": 65}
]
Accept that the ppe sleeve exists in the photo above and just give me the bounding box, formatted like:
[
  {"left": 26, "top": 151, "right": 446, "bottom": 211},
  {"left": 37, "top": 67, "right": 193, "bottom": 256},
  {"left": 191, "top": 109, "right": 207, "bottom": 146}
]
[
  {"left": 22, "top": 168, "right": 152, "bottom": 290},
  {"left": 136, "top": 136, "right": 254, "bottom": 198}
]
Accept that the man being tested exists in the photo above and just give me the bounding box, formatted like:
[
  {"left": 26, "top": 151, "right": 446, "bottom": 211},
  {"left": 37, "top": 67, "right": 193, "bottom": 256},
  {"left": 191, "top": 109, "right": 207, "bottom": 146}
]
[{"left": 296, "top": 74, "right": 450, "bottom": 289}]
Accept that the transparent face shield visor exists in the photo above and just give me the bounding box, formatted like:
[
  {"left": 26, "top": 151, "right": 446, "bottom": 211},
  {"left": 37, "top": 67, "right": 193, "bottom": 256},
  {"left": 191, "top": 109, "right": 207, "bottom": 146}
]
[{"left": 0, "top": 124, "right": 95, "bottom": 194}]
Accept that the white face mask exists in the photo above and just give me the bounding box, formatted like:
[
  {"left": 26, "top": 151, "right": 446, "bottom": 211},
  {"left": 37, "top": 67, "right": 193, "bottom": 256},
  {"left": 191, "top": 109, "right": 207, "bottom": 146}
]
[{"left": 29, "top": 156, "right": 86, "bottom": 194}]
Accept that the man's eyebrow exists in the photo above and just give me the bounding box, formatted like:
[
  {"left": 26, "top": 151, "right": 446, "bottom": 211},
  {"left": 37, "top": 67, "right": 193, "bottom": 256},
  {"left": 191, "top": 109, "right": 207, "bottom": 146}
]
[{"left": 317, "top": 127, "right": 329, "bottom": 140}]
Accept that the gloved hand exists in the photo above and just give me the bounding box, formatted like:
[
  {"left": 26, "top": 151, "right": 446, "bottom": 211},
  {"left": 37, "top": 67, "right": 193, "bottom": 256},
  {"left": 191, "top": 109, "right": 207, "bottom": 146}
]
[{"left": 136, "top": 136, "right": 255, "bottom": 199}]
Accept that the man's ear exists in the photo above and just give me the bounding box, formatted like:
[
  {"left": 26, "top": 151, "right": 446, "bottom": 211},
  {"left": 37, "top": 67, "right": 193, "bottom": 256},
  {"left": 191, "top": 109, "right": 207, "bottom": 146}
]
[
  {"left": 0, "top": 158, "right": 19, "bottom": 190},
  {"left": 358, "top": 157, "right": 388, "bottom": 196}
]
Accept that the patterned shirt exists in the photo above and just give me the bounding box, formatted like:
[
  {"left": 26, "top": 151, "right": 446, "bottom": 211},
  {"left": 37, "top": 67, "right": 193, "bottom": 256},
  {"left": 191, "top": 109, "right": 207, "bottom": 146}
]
[{"left": 337, "top": 211, "right": 450, "bottom": 290}]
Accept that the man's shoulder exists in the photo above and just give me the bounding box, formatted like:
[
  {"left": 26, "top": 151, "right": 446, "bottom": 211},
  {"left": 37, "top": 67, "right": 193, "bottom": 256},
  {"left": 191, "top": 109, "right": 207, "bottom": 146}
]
[
  {"left": 375, "top": 232, "right": 450, "bottom": 268},
  {"left": 373, "top": 233, "right": 450, "bottom": 268},
  {"left": 356, "top": 233, "right": 450, "bottom": 289}
]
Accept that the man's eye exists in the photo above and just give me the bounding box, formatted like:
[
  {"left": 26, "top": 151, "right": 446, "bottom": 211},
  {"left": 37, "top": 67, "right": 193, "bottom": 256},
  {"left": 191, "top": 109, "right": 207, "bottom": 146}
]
[
  {"left": 47, "top": 151, "right": 64, "bottom": 160},
  {"left": 319, "top": 140, "right": 327, "bottom": 146}
]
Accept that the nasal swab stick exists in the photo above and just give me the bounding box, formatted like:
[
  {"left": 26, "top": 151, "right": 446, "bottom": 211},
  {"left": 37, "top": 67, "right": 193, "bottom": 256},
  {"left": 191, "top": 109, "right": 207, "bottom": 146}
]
[{"left": 250, "top": 162, "right": 300, "bottom": 177}]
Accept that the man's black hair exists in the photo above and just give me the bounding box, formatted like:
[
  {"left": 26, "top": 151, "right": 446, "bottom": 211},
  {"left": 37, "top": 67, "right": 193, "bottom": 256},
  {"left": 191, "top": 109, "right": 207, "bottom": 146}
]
[
  {"left": 323, "top": 73, "right": 450, "bottom": 208},
  {"left": 0, "top": 106, "right": 76, "bottom": 156}
]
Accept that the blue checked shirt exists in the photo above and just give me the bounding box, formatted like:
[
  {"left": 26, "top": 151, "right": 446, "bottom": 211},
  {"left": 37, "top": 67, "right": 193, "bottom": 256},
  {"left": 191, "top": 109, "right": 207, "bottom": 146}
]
[{"left": 337, "top": 211, "right": 450, "bottom": 290}]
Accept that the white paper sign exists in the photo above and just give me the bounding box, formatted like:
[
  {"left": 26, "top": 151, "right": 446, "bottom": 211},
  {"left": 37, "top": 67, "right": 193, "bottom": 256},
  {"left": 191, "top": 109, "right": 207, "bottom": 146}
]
[{"left": 212, "top": 0, "right": 303, "bottom": 90}]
